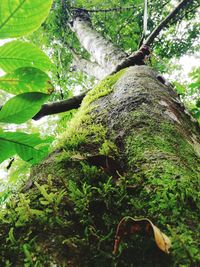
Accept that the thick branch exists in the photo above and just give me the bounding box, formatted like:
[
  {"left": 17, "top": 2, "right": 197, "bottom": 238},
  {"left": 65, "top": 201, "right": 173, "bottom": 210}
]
[
  {"left": 33, "top": 93, "right": 86, "bottom": 120},
  {"left": 71, "top": 13, "right": 127, "bottom": 71},
  {"left": 143, "top": 0, "right": 193, "bottom": 46},
  {"left": 112, "top": 45, "right": 151, "bottom": 74},
  {"left": 71, "top": 49, "right": 110, "bottom": 80},
  {"left": 73, "top": 57, "right": 110, "bottom": 80}
]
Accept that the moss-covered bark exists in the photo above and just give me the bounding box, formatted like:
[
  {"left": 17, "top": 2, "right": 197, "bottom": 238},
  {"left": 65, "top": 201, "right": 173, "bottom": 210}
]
[{"left": 0, "top": 66, "right": 199, "bottom": 267}]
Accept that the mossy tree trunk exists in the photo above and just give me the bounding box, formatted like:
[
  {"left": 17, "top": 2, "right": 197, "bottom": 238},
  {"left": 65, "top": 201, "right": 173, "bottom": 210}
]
[
  {"left": 0, "top": 65, "right": 199, "bottom": 267},
  {"left": 1, "top": 6, "right": 200, "bottom": 267}
]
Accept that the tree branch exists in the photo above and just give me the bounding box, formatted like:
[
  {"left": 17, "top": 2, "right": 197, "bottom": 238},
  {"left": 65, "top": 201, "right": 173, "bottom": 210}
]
[
  {"left": 172, "top": 3, "right": 200, "bottom": 24},
  {"left": 73, "top": 57, "right": 110, "bottom": 80},
  {"left": 143, "top": 0, "right": 194, "bottom": 47},
  {"left": 71, "top": 5, "right": 138, "bottom": 13},
  {"left": 111, "top": 0, "right": 197, "bottom": 74},
  {"left": 70, "top": 47, "right": 110, "bottom": 79},
  {"left": 33, "top": 93, "right": 86, "bottom": 120}
]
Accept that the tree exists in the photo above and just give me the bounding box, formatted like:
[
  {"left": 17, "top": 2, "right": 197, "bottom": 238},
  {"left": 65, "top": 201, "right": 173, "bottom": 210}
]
[{"left": 0, "top": 0, "right": 200, "bottom": 266}]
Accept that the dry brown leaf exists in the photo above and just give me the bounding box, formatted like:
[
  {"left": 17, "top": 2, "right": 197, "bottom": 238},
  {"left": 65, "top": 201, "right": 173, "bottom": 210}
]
[
  {"left": 150, "top": 223, "right": 171, "bottom": 254},
  {"left": 113, "top": 216, "right": 171, "bottom": 255}
]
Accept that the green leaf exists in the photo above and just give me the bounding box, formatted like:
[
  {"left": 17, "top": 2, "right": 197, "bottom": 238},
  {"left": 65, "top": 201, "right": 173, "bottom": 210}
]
[
  {"left": 0, "top": 138, "right": 15, "bottom": 163},
  {"left": 0, "top": 67, "right": 54, "bottom": 94},
  {"left": 191, "top": 108, "right": 200, "bottom": 119},
  {"left": 0, "top": 0, "right": 53, "bottom": 39},
  {"left": 173, "top": 81, "right": 186, "bottom": 95},
  {"left": 0, "top": 131, "right": 53, "bottom": 164},
  {"left": 0, "top": 190, "right": 10, "bottom": 205},
  {"left": 196, "top": 99, "right": 200, "bottom": 108},
  {"left": 0, "top": 92, "right": 49, "bottom": 124},
  {"left": 189, "top": 82, "right": 200, "bottom": 94},
  {"left": 0, "top": 41, "right": 52, "bottom": 72},
  {"left": 22, "top": 244, "right": 33, "bottom": 263},
  {"left": 7, "top": 228, "right": 17, "bottom": 244}
]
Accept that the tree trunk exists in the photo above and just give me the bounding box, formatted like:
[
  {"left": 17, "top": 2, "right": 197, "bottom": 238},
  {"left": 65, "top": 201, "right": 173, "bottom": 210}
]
[
  {"left": 1, "top": 65, "right": 199, "bottom": 266},
  {"left": 71, "top": 13, "right": 127, "bottom": 74}
]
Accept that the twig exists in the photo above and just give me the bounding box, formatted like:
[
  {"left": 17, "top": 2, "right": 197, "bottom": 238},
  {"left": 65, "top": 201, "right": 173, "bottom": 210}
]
[
  {"left": 172, "top": 3, "right": 200, "bottom": 24},
  {"left": 71, "top": 5, "right": 139, "bottom": 13}
]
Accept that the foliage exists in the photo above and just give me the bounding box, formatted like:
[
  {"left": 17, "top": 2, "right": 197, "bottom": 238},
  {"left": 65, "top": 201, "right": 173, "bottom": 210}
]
[
  {"left": 0, "top": 92, "right": 49, "bottom": 124},
  {"left": 0, "top": 132, "right": 53, "bottom": 165},
  {"left": 188, "top": 67, "right": 200, "bottom": 122},
  {"left": 0, "top": 41, "right": 52, "bottom": 72},
  {"left": 0, "top": 67, "right": 54, "bottom": 95},
  {"left": 0, "top": 1, "right": 54, "bottom": 165},
  {"left": 0, "top": 0, "right": 53, "bottom": 38},
  {"left": 172, "top": 67, "right": 200, "bottom": 123}
]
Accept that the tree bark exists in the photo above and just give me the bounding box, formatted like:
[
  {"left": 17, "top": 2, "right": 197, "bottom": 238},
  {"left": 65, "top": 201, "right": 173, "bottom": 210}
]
[
  {"left": 1, "top": 66, "right": 199, "bottom": 266},
  {"left": 72, "top": 55, "right": 110, "bottom": 80}
]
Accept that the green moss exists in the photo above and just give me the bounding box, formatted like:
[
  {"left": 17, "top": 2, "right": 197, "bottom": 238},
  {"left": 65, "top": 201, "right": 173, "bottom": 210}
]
[
  {"left": 122, "top": 110, "right": 200, "bottom": 266},
  {"left": 99, "top": 140, "right": 119, "bottom": 156},
  {"left": 57, "top": 69, "right": 126, "bottom": 153},
  {"left": 124, "top": 109, "right": 198, "bottom": 165},
  {"left": 82, "top": 68, "right": 126, "bottom": 107}
]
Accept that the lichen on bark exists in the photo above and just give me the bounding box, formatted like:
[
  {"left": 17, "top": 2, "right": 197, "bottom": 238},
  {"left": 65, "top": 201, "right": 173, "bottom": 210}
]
[{"left": 0, "top": 66, "right": 199, "bottom": 267}]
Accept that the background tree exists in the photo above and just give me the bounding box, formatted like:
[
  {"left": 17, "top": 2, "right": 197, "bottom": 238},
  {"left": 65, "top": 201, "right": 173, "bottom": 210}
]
[{"left": 0, "top": 0, "right": 199, "bottom": 266}]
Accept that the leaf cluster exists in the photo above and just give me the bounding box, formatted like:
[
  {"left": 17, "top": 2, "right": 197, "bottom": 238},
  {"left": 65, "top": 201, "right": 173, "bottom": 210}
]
[{"left": 0, "top": 1, "right": 54, "bottom": 166}]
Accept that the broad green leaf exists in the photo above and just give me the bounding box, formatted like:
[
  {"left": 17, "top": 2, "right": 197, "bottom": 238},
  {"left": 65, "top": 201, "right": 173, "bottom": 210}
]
[
  {"left": 0, "top": 92, "right": 49, "bottom": 124},
  {"left": 0, "top": 131, "right": 53, "bottom": 164},
  {"left": 0, "top": 0, "right": 53, "bottom": 39},
  {"left": 0, "top": 138, "right": 15, "bottom": 163},
  {"left": 0, "top": 41, "right": 52, "bottom": 72},
  {"left": 0, "top": 67, "right": 54, "bottom": 94}
]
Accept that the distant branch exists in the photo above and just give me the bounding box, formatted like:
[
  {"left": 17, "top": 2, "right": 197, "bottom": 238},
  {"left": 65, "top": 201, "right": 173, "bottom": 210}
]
[
  {"left": 71, "top": 5, "right": 138, "bottom": 13},
  {"left": 173, "top": 3, "right": 200, "bottom": 24},
  {"left": 143, "top": 0, "right": 194, "bottom": 47},
  {"left": 33, "top": 93, "right": 86, "bottom": 120}
]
